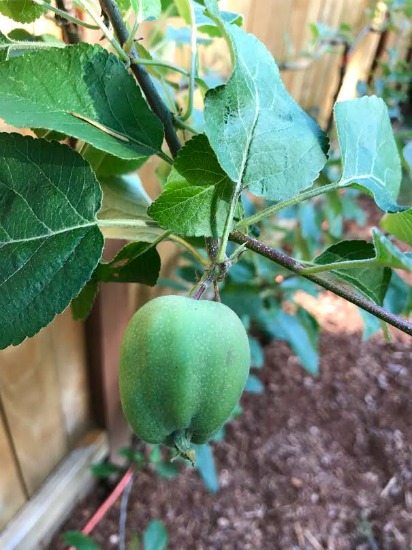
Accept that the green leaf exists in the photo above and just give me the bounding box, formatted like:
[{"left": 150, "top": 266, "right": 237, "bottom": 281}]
[
  {"left": 193, "top": 443, "right": 219, "bottom": 493},
  {"left": 0, "top": 29, "right": 64, "bottom": 62},
  {"left": 335, "top": 96, "right": 406, "bottom": 212},
  {"left": 274, "top": 310, "right": 319, "bottom": 375},
  {"left": 82, "top": 146, "right": 148, "bottom": 178},
  {"left": 0, "top": 31, "right": 12, "bottom": 61},
  {"left": 195, "top": 1, "right": 243, "bottom": 36},
  {"left": 384, "top": 271, "right": 410, "bottom": 315},
  {"left": 0, "top": 0, "right": 49, "bottom": 23},
  {"left": 173, "top": 0, "right": 191, "bottom": 21},
  {"left": 221, "top": 282, "right": 265, "bottom": 318},
  {"left": 245, "top": 374, "right": 264, "bottom": 393},
  {"left": 117, "top": 447, "right": 145, "bottom": 465},
  {"left": 62, "top": 531, "right": 101, "bottom": 550},
  {"left": 143, "top": 520, "right": 168, "bottom": 550},
  {"left": 33, "top": 128, "right": 67, "bottom": 142},
  {"left": 132, "top": 0, "right": 162, "bottom": 20},
  {"left": 372, "top": 228, "right": 412, "bottom": 271},
  {"left": 95, "top": 241, "right": 161, "bottom": 285},
  {"left": 98, "top": 175, "right": 163, "bottom": 242},
  {"left": 314, "top": 240, "right": 391, "bottom": 304},
  {"left": 403, "top": 142, "right": 412, "bottom": 171},
  {"left": 0, "top": 44, "right": 164, "bottom": 159},
  {"left": 248, "top": 336, "right": 264, "bottom": 369},
  {"left": 90, "top": 462, "right": 122, "bottom": 478},
  {"left": 118, "top": 0, "right": 161, "bottom": 20},
  {"left": 381, "top": 208, "right": 412, "bottom": 245},
  {"left": 203, "top": 2, "right": 328, "bottom": 201},
  {"left": 0, "top": 134, "right": 103, "bottom": 349},
  {"left": 358, "top": 309, "right": 382, "bottom": 341},
  {"left": 71, "top": 281, "right": 99, "bottom": 321},
  {"left": 155, "top": 462, "right": 179, "bottom": 478},
  {"left": 148, "top": 134, "right": 240, "bottom": 237}
]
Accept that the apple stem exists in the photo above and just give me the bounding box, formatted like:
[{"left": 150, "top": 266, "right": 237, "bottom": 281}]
[{"left": 173, "top": 430, "right": 196, "bottom": 466}]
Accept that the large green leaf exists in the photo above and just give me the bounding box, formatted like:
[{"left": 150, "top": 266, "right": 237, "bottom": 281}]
[
  {"left": 313, "top": 240, "right": 391, "bottom": 304},
  {"left": 335, "top": 96, "right": 405, "bottom": 212},
  {"left": 203, "top": 0, "right": 328, "bottom": 201},
  {"left": 98, "top": 174, "right": 163, "bottom": 242},
  {"left": 0, "top": 0, "right": 49, "bottom": 23},
  {"left": 381, "top": 208, "right": 412, "bottom": 245},
  {"left": 148, "top": 134, "right": 240, "bottom": 237},
  {"left": 0, "top": 134, "right": 103, "bottom": 349},
  {"left": 0, "top": 44, "right": 164, "bottom": 159}
]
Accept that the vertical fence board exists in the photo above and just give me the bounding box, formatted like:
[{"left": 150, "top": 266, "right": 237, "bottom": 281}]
[
  {"left": 0, "top": 327, "right": 68, "bottom": 496},
  {"left": 284, "top": 0, "right": 312, "bottom": 97},
  {"left": 223, "top": 0, "right": 379, "bottom": 125},
  {"left": 0, "top": 414, "right": 26, "bottom": 530},
  {"left": 313, "top": 0, "right": 346, "bottom": 127},
  {"left": 50, "top": 311, "right": 91, "bottom": 448},
  {"left": 85, "top": 240, "right": 132, "bottom": 459},
  {"left": 337, "top": 30, "right": 382, "bottom": 103}
]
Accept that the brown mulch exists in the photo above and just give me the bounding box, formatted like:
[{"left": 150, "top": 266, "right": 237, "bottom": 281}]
[{"left": 50, "top": 296, "right": 412, "bottom": 550}]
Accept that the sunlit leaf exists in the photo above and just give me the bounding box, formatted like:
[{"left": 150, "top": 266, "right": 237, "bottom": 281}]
[
  {"left": 204, "top": 0, "right": 328, "bottom": 201},
  {"left": 0, "top": 44, "right": 164, "bottom": 159},
  {"left": 335, "top": 96, "right": 406, "bottom": 212}
]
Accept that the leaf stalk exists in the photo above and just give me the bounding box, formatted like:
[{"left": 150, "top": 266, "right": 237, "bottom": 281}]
[{"left": 237, "top": 181, "right": 342, "bottom": 228}]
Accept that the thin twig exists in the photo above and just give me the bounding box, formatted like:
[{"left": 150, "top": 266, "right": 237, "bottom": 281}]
[
  {"left": 77, "top": 0, "right": 128, "bottom": 60},
  {"left": 99, "top": 0, "right": 182, "bottom": 158},
  {"left": 236, "top": 182, "right": 342, "bottom": 229},
  {"left": 229, "top": 230, "right": 412, "bottom": 337},
  {"left": 33, "top": 0, "right": 100, "bottom": 29}
]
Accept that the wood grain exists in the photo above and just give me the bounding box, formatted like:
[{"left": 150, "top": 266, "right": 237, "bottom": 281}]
[
  {"left": 0, "top": 409, "right": 26, "bottom": 530},
  {"left": 50, "top": 311, "right": 92, "bottom": 448},
  {"left": 0, "top": 430, "right": 108, "bottom": 550},
  {"left": 0, "top": 327, "right": 68, "bottom": 496},
  {"left": 86, "top": 240, "right": 132, "bottom": 459}
]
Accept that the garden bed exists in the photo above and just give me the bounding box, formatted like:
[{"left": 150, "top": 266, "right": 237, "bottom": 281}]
[{"left": 51, "top": 295, "right": 412, "bottom": 549}]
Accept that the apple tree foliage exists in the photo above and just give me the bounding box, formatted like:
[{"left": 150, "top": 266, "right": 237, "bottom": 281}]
[{"left": 0, "top": 0, "right": 410, "bottom": 371}]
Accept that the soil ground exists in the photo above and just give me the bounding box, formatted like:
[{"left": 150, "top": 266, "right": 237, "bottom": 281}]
[{"left": 51, "top": 294, "right": 412, "bottom": 550}]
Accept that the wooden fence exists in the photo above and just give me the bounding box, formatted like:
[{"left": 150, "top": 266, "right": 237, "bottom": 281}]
[
  {"left": 221, "top": 0, "right": 410, "bottom": 128},
  {"left": 0, "top": 311, "right": 92, "bottom": 529}
]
